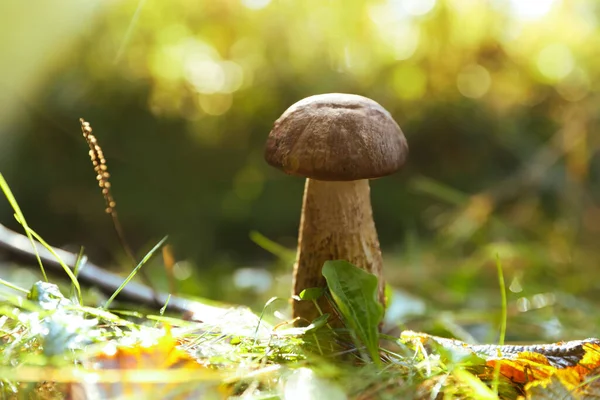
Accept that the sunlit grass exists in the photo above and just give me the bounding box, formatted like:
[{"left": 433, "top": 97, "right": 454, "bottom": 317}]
[
  {"left": 0, "top": 229, "right": 501, "bottom": 398},
  {"left": 0, "top": 173, "right": 82, "bottom": 303},
  {"left": 492, "top": 255, "right": 508, "bottom": 396},
  {"left": 0, "top": 173, "right": 48, "bottom": 282},
  {"left": 102, "top": 236, "right": 168, "bottom": 309},
  {"left": 0, "top": 266, "right": 510, "bottom": 399},
  {"left": 0, "top": 276, "right": 29, "bottom": 294},
  {"left": 1, "top": 169, "right": 597, "bottom": 399}
]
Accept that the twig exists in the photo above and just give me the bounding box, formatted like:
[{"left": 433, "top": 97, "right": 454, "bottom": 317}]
[{"left": 0, "top": 223, "right": 230, "bottom": 322}]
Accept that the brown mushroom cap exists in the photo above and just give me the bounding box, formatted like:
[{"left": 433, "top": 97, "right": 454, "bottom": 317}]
[{"left": 265, "top": 93, "right": 408, "bottom": 181}]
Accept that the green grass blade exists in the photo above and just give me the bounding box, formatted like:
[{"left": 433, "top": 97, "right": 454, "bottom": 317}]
[
  {"left": 160, "top": 294, "right": 171, "bottom": 315},
  {"left": 154, "top": 294, "right": 172, "bottom": 328},
  {"left": 103, "top": 236, "right": 168, "bottom": 310},
  {"left": 0, "top": 277, "right": 30, "bottom": 295},
  {"left": 492, "top": 254, "right": 508, "bottom": 395},
  {"left": 454, "top": 369, "right": 498, "bottom": 400},
  {"left": 410, "top": 175, "right": 467, "bottom": 206},
  {"left": 72, "top": 247, "right": 86, "bottom": 278},
  {"left": 253, "top": 296, "right": 281, "bottom": 344},
  {"left": 25, "top": 227, "right": 82, "bottom": 302},
  {"left": 69, "top": 247, "right": 86, "bottom": 303},
  {"left": 249, "top": 231, "right": 295, "bottom": 261},
  {"left": 495, "top": 254, "right": 507, "bottom": 346},
  {"left": 0, "top": 173, "right": 48, "bottom": 281}
]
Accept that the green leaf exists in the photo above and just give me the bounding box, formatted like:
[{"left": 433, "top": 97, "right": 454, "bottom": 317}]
[
  {"left": 306, "top": 313, "right": 330, "bottom": 332},
  {"left": 299, "top": 287, "right": 325, "bottom": 301},
  {"left": 453, "top": 369, "right": 499, "bottom": 400},
  {"left": 322, "top": 260, "right": 383, "bottom": 365}
]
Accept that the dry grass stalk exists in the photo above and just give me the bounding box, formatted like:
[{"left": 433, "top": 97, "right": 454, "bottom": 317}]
[
  {"left": 80, "top": 118, "right": 117, "bottom": 215},
  {"left": 79, "top": 118, "right": 161, "bottom": 304}
]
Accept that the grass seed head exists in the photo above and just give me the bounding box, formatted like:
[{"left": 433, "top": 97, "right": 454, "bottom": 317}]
[{"left": 80, "top": 118, "right": 116, "bottom": 215}]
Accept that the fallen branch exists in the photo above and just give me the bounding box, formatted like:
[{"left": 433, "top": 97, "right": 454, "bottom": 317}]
[{"left": 0, "top": 223, "right": 232, "bottom": 322}]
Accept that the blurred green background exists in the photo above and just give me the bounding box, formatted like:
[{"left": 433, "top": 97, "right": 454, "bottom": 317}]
[{"left": 1, "top": 0, "right": 599, "bottom": 341}]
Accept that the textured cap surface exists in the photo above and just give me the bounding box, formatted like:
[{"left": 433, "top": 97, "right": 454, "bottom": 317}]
[{"left": 264, "top": 93, "right": 408, "bottom": 181}]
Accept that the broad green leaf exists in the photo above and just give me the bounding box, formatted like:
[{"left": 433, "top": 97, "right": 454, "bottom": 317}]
[{"left": 322, "top": 260, "right": 383, "bottom": 365}]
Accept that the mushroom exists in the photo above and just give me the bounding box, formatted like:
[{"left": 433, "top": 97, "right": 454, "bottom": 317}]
[{"left": 264, "top": 93, "right": 408, "bottom": 325}]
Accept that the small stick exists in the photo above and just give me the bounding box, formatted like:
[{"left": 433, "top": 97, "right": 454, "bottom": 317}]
[{"left": 0, "top": 222, "right": 230, "bottom": 322}]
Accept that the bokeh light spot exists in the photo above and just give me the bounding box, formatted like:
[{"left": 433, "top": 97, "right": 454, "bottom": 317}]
[
  {"left": 557, "top": 67, "right": 590, "bottom": 102},
  {"left": 186, "top": 58, "right": 225, "bottom": 94},
  {"left": 220, "top": 61, "right": 245, "bottom": 93},
  {"left": 376, "top": 23, "right": 420, "bottom": 61},
  {"left": 284, "top": 368, "right": 346, "bottom": 400},
  {"left": 233, "top": 268, "right": 272, "bottom": 293},
  {"left": 456, "top": 64, "right": 491, "bottom": 98},
  {"left": 241, "top": 0, "right": 271, "bottom": 10},
  {"left": 400, "top": 0, "right": 437, "bottom": 16},
  {"left": 343, "top": 45, "right": 371, "bottom": 75},
  {"left": 150, "top": 45, "right": 184, "bottom": 82},
  {"left": 173, "top": 261, "right": 193, "bottom": 281},
  {"left": 448, "top": 0, "right": 480, "bottom": 13},
  {"left": 198, "top": 93, "right": 233, "bottom": 116},
  {"left": 517, "top": 297, "right": 530, "bottom": 312},
  {"left": 537, "top": 43, "right": 574, "bottom": 82},
  {"left": 509, "top": 0, "right": 555, "bottom": 20}
]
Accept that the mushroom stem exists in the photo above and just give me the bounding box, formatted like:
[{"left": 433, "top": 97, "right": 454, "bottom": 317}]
[{"left": 292, "top": 178, "right": 385, "bottom": 325}]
